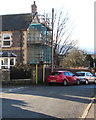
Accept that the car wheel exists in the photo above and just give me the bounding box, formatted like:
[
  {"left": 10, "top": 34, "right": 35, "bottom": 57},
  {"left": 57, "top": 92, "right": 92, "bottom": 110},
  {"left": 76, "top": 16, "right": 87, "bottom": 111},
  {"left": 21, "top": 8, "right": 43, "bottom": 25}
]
[
  {"left": 63, "top": 80, "right": 68, "bottom": 86},
  {"left": 77, "top": 80, "right": 80, "bottom": 85},
  {"left": 94, "top": 80, "right": 96, "bottom": 84},
  {"left": 85, "top": 80, "right": 89, "bottom": 85},
  {"left": 48, "top": 83, "right": 52, "bottom": 86}
]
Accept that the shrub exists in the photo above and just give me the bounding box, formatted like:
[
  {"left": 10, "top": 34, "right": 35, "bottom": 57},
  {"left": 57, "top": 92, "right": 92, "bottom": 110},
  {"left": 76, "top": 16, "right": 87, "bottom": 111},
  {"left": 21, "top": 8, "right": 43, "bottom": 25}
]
[{"left": 10, "top": 64, "right": 32, "bottom": 79}]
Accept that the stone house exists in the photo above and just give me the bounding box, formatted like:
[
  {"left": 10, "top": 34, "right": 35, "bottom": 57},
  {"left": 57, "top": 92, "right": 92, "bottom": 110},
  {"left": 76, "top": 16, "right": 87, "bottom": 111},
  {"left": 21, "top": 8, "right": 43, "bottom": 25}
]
[{"left": 0, "top": 1, "right": 52, "bottom": 69}]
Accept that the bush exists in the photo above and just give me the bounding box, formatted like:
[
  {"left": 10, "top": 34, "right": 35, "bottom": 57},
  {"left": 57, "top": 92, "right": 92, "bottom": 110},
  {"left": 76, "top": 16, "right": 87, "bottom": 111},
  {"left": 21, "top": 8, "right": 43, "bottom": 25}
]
[{"left": 10, "top": 64, "right": 32, "bottom": 79}]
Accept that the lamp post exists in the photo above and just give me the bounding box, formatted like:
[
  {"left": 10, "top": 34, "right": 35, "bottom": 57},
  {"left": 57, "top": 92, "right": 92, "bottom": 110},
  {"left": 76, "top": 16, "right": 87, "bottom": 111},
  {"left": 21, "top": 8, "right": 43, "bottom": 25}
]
[{"left": 51, "top": 8, "right": 54, "bottom": 72}]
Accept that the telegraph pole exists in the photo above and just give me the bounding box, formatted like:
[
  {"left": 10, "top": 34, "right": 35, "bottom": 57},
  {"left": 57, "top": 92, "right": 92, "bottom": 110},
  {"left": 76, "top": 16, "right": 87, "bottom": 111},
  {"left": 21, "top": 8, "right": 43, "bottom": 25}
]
[{"left": 51, "top": 8, "right": 54, "bottom": 72}]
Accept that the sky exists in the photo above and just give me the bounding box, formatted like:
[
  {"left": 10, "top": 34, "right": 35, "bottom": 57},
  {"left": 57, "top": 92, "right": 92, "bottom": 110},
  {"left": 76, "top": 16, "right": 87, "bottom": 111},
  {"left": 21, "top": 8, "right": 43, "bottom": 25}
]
[{"left": 0, "top": 0, "right": 95, "bottom": 53}]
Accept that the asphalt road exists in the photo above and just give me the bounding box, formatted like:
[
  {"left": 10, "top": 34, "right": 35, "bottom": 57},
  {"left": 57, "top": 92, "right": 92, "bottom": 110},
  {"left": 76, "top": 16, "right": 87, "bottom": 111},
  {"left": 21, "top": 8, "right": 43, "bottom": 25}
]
[{"left": 1, "top": 84, "right": 95, "bottom": 119}]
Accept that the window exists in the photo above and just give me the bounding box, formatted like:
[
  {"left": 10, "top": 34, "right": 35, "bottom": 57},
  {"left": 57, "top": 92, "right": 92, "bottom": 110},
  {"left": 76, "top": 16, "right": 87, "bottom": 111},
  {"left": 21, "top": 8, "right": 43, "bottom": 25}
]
[
  {"left": 68, "top": 72, "right": 75, "bottom": 76},
  {"left": 10, "top": 58, "right": 14, "bottom": 65},
  {"left": 86, "top": 72, "right": 93, "bottom": 76},
  {"left": 0, "top": 58, "right": 8, "bottom": 69},
  {"left": 64, "top": 72, "right": 69, "bottom": 76},
  {"left": 2, "top": 34, "right": 11, "bottom": 47},
  {"left": 0, "top": 58, "right": 16, "bottom": 69},
  {"left": 64, "top": 72, "right": 74, "bottom": 76},
  {"left": 51, "top": 72, "right": 62, "bottom": 75},
  {"left": 76, "top": 73, "right": 85, "bottom": 76}
]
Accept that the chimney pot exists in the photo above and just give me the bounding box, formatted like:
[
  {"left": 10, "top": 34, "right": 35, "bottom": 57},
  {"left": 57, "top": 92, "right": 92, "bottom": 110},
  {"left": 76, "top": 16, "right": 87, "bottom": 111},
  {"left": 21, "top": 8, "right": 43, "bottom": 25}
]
[{"left": 31, "top": 1, "right": 37, "bottom": 15}]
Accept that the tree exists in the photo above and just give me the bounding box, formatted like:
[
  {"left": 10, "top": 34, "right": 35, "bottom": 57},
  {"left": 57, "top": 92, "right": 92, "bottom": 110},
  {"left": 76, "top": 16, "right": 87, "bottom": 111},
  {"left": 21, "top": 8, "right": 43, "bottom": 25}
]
[
  {"left": 46, "top": 9, "right": 77, "bottom": 67},
  {"left": 60, "top": 48, "right": 88, "bottom": 68},
  {"left": 85, "top": 54, "right": 93, "bottom": 68}
]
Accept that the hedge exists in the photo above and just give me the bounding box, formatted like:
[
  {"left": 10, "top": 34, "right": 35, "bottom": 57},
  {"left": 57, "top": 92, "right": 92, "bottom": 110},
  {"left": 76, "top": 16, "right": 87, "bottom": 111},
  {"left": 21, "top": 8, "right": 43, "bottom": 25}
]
[{"left": 10, "top": 64, "right": 32, "bottom": 79}]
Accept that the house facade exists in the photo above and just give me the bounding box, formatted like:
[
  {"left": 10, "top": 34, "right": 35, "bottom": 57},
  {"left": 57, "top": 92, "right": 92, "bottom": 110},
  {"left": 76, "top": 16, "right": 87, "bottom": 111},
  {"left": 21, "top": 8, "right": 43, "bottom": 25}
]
[{"left": 0, "top": 1, "right": 52, "bottom": 69}]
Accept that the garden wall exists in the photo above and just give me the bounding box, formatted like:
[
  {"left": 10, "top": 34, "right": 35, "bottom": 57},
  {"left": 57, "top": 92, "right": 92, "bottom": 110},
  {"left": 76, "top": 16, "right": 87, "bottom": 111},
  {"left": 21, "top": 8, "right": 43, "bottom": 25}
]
[{"left": 4, "top": 65, "right": 91, "bottom": 85}]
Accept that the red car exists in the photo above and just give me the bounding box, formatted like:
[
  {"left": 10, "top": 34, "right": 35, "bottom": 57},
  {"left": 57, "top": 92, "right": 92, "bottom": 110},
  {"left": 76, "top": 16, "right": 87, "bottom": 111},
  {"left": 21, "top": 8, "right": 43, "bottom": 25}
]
[{"left": 48, "top": 71, "right": 80, "bottom": 86}]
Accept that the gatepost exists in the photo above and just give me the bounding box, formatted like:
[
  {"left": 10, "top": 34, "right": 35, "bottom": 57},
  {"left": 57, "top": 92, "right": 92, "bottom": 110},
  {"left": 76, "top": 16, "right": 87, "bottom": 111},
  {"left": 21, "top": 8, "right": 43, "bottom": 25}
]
[
  {"left": 31, "top": 68, "right": 36, "bottom": 84},
  {"left": 2, "top": 69, "right": 10, "bottom": 84},
  {"left": 0, "top": 69, "right": 2, "bottom": 84},
  {"left": 31, "top": 64, "right": 38, "bottom": 85}
]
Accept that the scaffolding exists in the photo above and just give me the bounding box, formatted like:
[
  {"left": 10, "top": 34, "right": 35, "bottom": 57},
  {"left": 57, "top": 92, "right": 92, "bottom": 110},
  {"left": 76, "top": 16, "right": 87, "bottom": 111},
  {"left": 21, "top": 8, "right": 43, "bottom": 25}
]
[{"left": 27, "top": 23, "right": 52, "bottom": 65}]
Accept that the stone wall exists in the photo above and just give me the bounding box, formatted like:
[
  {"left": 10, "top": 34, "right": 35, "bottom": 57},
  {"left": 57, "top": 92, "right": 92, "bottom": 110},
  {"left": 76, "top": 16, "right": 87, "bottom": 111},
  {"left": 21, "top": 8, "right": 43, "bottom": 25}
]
[
  {"left": 1, "top": 30, "right": 28, "bottom": 64},
  {"left": 2, "top": 69, "right": 10, "bottom": 83},
  {"left": 0, "top": 69, "right": 2, "bottom": 85}
]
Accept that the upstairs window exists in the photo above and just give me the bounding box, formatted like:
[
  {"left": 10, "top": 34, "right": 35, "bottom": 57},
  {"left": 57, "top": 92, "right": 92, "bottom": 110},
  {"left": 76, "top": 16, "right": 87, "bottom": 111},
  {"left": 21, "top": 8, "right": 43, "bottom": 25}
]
[{"left": 2, "top": 34, "right": 11, "bottom": 47}]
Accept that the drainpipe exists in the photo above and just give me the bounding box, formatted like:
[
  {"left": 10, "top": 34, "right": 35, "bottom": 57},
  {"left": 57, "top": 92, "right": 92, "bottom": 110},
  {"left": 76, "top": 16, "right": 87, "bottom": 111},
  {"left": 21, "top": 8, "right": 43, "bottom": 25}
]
[{"left": 20, "top": 30, "right": 23, "bottom": 63}]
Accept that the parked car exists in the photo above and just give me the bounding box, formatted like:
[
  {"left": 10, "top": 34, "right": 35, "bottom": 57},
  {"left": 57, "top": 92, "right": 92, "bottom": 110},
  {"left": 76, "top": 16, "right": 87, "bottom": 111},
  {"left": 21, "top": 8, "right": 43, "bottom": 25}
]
[
  {"left": 48, "top": 71, "right": 80, "bottom": 86},
  {"left": 75, "top": 71, "right": 96, "bottom": 84}
]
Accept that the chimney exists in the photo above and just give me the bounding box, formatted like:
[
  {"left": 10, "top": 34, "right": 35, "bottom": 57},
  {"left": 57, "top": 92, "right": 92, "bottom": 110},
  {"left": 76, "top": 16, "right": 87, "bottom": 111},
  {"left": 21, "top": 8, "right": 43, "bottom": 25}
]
[{"left": 31, "top": 1, "right": 37, "bottom": 15}]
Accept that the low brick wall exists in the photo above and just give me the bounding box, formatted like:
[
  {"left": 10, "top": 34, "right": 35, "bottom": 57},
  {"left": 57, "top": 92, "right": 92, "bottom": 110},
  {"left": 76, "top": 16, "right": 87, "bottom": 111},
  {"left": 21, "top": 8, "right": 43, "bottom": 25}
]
[
  {"left": 2, "top": 67, "right": 91, "bottom": 85},
  {"left": 10, "top": 79, "right": 32, "bottom": 85}
]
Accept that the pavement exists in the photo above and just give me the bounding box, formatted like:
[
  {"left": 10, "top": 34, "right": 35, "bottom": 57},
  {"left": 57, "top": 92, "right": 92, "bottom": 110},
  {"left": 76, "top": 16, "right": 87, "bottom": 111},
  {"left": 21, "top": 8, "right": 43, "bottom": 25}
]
[
  {"left": 86, "top": 99, "right": 95, "bottom": 119},
  {"left": 86, "top": 104, "right": 94, "bottom": 118}
]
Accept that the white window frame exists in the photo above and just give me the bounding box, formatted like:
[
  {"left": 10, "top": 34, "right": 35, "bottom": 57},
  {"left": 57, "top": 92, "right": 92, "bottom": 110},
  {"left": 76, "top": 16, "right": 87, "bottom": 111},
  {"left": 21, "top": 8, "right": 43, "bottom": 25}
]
[
  {"left": 0, "top": 57, "right": 16, "bottom": 69},
  {"left": 2, "top": 34, "right": 11, "bottom": 47}
]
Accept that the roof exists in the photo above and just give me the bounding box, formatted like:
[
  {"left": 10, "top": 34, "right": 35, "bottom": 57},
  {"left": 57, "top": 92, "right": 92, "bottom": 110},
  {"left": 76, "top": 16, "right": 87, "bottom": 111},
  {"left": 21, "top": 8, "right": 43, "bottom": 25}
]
[
  {"left": 0, "top": 13, "right": 52, "bottom": 31},
  {"left": 76, "top": 71, "right": 90, "bottom": 73},
  {"left": 0, "top": 51, "right": 16, "bottom": 57},
  {"left": 0, "top": 13, "right": 32, "bottom": 31},
  {"left": 52, "top": 71, "right": 70, "bottom": 73}
]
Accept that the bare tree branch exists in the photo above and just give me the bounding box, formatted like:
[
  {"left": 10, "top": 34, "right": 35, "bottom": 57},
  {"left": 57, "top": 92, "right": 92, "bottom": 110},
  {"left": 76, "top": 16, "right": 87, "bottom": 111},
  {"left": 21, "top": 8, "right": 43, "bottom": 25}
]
[{"left": 45, "top": 9, "right": 77, "bottom": 67}]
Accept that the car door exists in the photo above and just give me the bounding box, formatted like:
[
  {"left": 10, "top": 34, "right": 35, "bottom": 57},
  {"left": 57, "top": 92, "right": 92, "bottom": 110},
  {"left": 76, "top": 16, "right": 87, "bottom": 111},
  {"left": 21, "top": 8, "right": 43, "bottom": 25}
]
[
  {"left": 86, "top": 72, "right": 94, "bottom": 83},
  {"left": 68, "top": 72, "right": 77, "bottom": 83},
  {"left": 64, "top": 72, "right": 75, "bottom": 83}
]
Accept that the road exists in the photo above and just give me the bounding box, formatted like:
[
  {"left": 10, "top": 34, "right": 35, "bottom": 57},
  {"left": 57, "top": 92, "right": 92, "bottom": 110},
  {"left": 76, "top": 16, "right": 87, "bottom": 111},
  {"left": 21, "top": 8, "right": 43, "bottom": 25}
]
[{"left": 1, "top": 84, "right": 95, "bottom": 119}]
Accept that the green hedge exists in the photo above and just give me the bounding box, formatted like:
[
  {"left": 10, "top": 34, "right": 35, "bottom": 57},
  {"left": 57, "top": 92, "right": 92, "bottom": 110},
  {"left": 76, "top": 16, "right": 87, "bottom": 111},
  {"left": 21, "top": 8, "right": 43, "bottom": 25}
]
[{"left": 10, "top": 64, "right": 32, "bottom": 79}]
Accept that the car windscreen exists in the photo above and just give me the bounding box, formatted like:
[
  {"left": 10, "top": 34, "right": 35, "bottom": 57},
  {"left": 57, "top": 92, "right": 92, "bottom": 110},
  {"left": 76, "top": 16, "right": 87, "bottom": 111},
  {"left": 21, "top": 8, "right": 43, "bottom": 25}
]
[
  {"left": 51, "top": 72, "right": 62, "bottom": 75},
  {"left": 76, "top": 73, "right": 85, "bottom": 76}
]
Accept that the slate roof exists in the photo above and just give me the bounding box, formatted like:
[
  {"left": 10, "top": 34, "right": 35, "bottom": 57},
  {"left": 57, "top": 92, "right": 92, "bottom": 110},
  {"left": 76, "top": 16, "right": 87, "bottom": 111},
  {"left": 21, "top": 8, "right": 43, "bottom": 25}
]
[
  {"left": 0, "top": 13, "right": 32, "bottom": 31},
  {"left": 0, "top": 13, "right": 52, "bottom": 31},
  {"left": 0, "top": 51, "right": 17, "bottom": 57}
]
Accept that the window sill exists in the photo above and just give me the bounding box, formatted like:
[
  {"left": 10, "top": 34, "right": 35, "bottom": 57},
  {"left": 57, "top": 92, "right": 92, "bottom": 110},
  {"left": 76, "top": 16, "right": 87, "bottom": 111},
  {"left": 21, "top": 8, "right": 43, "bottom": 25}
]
[{"left": 1, "top": 46, "right": 11, "bottom": 48}]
